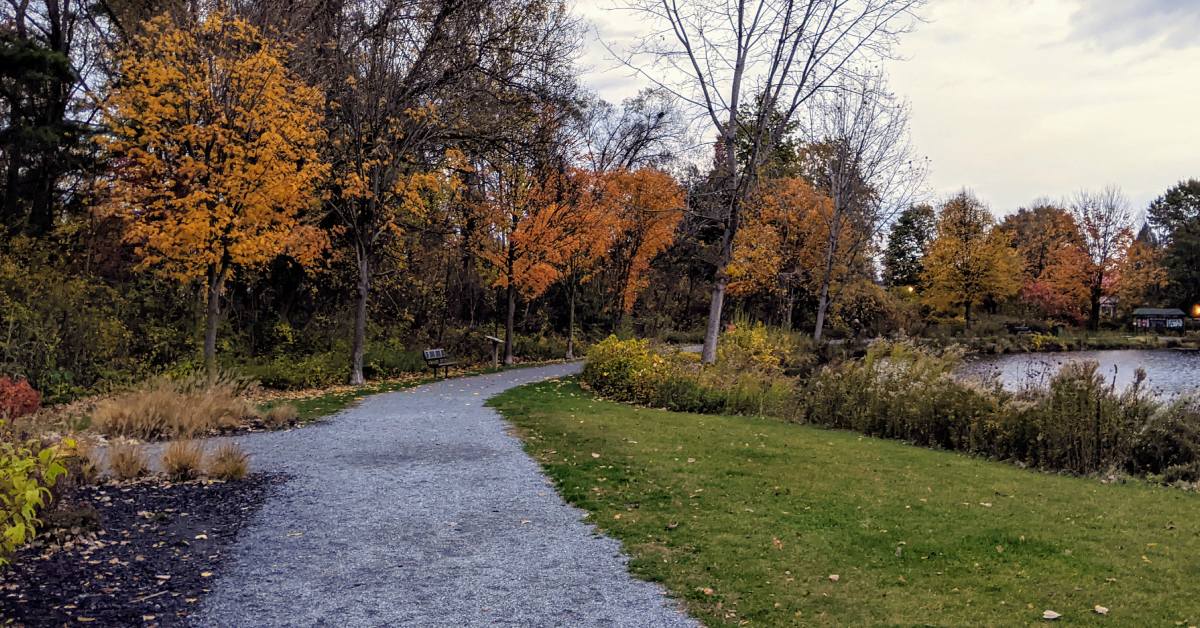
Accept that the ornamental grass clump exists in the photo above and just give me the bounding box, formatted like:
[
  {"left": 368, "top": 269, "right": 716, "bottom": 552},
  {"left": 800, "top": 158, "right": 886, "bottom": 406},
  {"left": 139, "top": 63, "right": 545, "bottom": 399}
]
[
  {"left": 107, "top": 442, "right": 149, "bottom": 480},
  {"left": 206, "top": 442, "right": 250, "bottom": 480},
  {"left": 92, "top": 372, "right": 259, "bottom": 440},
  {"left": 162, "top": 440, "right": 205, "bottom": 481},
  {"left": 262, "top": 404, "right": 299, "bottom": 429}
]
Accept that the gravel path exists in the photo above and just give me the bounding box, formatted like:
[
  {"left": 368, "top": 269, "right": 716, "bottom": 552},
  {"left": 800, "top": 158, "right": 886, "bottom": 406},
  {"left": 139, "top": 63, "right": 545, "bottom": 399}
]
[{"left": 194, "top": 363, "right": 696, "bottom": 627}]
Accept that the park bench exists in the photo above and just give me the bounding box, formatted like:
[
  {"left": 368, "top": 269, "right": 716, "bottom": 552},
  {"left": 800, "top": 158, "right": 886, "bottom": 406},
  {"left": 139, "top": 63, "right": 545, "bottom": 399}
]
[{"left": 422, "top": 348, "right": 457, "bottom": 378}]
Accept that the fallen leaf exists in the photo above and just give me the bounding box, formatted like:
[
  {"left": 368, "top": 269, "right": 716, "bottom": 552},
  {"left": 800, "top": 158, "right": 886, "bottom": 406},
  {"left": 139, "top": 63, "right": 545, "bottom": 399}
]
[
  {"left": 201, "top": 571, "right": 213, "bottom": 578},
  {"left": 1094, "top": 605, "right": 1109, "bottom": 615},
  {"left": 1043, "top": 610, "right": 1061, "bottom": 620},
  {"left": 828, "top": 574, "right": 840, "bottom": 582},
  {"left": 591, "top": 452, "right": 600, "bottom": 458},
  {"left": 772, "top": 537, "right": 783, "bottom": 550}
]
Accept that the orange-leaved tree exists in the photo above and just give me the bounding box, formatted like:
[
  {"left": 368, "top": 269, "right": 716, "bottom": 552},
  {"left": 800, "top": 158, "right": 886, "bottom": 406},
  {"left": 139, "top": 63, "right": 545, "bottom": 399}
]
[
  {"left": 604, "top": 168, "right": 684, "bottom": 327},
  {"left": 477, "top": 160, "right": 594, "bottom": 365},
  {"left": 100, "top": 12, "right": 327, "bottom": 376},
  {"left": 1115, "top": 236, "right": 1169, "bottom": 313},
  {"left": 559, "top": 168, "right": 619, "bottom": 358}
]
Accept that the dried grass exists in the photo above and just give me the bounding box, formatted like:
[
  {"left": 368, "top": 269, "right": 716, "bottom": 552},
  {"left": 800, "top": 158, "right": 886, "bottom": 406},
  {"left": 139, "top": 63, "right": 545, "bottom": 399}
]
[
  {"left": 206, "top": 442, "right": 250, "bottom": 480},
  {"left": 108, "top": 443, "right": 149, "bottom": 480},
  {"left": 162, "top": 440, "right": 205, "bottom": 481},
  {"left": 92, "top": 373, "right": 259, "bottom": 441},
  {"left": 262, "top": 404, "right": 298, "bottom": 429}
]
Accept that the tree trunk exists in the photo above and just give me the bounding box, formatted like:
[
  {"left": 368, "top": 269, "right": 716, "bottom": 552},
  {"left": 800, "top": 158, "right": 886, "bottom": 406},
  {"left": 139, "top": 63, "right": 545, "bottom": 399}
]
[
  {"left": 813, "top": 279, "right": 832, "bottom": 342},
  {"left": 701, "top": 277, "right": 726, "bottom": 364},
  {"left": 813, "top": 230, "right": 839, "bottom": 342},
  {"left": 349, "top": 247, "right": 370, "bottom": 385},
  {"left": 964, "top": 300, "right": 973, "bottom": 330},
  {"left": 782, "top": 289, "right": 795, "bottom": 332},
  {"left": 701, "top": 121, "right": 745, "bottom": 365},
  {"left": 503, "top": 282, "right": 516, "bottom": 366},
  {"left": 204, "top": 262, "right": 227, "bottom": 381},
  {"left": 566, "top": 279, "right": 576, "bottom": 360},
  {"left": 1088, "top": 279, "right": 1103, "bottom": 331}
]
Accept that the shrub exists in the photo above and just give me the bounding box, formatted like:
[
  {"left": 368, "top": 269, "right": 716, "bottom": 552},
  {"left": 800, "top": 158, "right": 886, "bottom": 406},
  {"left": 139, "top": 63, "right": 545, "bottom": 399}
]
[
  {"left": 0, "top": 376, "right": 40, "bottom": 419},
  {"left": 584, "top": 333, "right": 799, "bottom": 417},
  {"left": 1129, "top": 397, "right": 1200, "bottom": 476},
  {"left": 263, "top": 404, "right": 299, "bottom": 429},
  {"left": 108, "top": 442, "right": 149, "bottom": 480},
  {"left": 514, "top": 334, "right": 573, "bottom": 361},
  {"left": 92, "top": 374, "right": 259, "bottom": 440},
  {"left": 162, "top": 440, "right": 205, "bottom": 481},
  {"left": 581, "top": 336, "right": 662, "bottom": 402},
  {"left": 206, "top": 442, "right": 249, "bottom": 480},
  {"left": 0, "top": 426, "right": 69, "bottom": 565},
  {"left": 799, "top": 340, "right": 999, "bottom": 450},
  {"left": 717, "top": 320, "right": 791, "bottom": 375},
  {"left": 240, "top": 350, "right": 347, "bottom": 390}
]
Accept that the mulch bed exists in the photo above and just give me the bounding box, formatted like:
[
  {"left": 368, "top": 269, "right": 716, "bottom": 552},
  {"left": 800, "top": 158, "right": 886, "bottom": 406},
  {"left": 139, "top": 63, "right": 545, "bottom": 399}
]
[{"left": 0, "top": 474, "right": 285, "bottom": 627}]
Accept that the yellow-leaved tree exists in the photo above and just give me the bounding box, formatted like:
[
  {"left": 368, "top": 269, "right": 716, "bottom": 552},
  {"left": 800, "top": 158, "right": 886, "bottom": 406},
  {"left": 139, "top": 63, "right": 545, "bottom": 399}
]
[
  {"left": 100, "top": 13, "right": 327, "bottom": 376},
  {"left": 922, "top": 192, "right": 1021, "bottom": 328},
  {"left": 728, "top": 177, "right": 841, "bottom": 330}
]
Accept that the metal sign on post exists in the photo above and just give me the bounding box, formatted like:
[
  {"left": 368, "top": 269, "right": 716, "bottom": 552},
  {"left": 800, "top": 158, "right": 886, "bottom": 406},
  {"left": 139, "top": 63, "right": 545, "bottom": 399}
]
[{"left": 484, "top": 335, "right": 503, "bottom": 368}]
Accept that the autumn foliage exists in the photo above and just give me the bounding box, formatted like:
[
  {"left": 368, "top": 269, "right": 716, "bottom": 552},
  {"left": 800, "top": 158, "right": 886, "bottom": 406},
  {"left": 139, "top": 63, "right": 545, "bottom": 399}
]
[
  {"left": 0, "top": 377, "right": 40, "bottom": 419},
  {"left": 921, "top": 192, "right": 1021, "bottom": 326},
  {"left": 605, "top": 169, "right": 684, "bottom": 314},
  {"left": 100, "top": 12, "right": 327, "bottom": 372}
]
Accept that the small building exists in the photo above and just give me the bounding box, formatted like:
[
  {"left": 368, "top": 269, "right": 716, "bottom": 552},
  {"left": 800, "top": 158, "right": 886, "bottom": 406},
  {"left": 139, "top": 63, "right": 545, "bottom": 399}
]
[
  {"left": 1099, "top": 296, "right": 1118, "bottom": 319},
  {"left": 1131, "top": 308, "right": 1187, "bottom": 331}
]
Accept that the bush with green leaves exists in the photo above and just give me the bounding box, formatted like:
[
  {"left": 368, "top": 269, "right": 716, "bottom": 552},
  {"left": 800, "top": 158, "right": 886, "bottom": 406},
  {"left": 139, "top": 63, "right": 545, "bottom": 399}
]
[{"left": 0, "top": 427, "right": 70, "bottom": 565}]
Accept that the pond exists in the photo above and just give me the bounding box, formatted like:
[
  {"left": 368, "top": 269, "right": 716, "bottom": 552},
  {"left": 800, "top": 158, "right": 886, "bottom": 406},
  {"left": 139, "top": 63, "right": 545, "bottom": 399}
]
[{"left": 962, "top": 349, "right": 1200, "bottom": 398}]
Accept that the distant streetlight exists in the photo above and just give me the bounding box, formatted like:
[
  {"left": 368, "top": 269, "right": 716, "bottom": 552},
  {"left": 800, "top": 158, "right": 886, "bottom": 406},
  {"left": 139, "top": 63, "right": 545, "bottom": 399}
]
[
  {"left": 906, "top": 285, "right": 915, "bottom": 294},
  {"left": 1192, "top": 303, "right": 1200, "bottom": 319}
]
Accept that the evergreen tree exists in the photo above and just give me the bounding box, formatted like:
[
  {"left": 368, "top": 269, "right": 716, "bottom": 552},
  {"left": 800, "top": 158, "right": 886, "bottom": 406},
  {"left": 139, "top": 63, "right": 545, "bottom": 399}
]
[
  {"left": 1147, "top": 180, "right": 1200, "bottom": 309},
  {"left": 882, "top": 204, "right": 935, "bottom": 287}
]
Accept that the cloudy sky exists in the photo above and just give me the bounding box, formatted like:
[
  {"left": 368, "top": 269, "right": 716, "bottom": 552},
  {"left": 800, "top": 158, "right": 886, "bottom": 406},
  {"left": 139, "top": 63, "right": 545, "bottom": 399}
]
[{"left": 576, "top": 0, "right": 1200, "bottom": 219}]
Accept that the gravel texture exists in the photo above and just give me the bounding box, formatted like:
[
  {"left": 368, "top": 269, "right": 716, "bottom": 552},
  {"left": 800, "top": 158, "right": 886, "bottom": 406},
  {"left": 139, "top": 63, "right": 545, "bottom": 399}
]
[{"left": 194, "top": 363, "right": 696, "bottom": 627}]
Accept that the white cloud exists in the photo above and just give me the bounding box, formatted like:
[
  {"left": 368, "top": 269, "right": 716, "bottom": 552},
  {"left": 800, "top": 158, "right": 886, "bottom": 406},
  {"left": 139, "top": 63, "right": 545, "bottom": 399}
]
[{"left": 575, "top": 0, "right": 1200, "bottom": 216}]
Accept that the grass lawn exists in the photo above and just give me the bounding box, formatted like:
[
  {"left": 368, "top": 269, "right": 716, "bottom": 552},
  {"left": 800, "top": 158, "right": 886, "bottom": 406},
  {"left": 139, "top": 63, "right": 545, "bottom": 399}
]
[{"left": 490, "top": 379, "right": 1200, "bottom": 627}]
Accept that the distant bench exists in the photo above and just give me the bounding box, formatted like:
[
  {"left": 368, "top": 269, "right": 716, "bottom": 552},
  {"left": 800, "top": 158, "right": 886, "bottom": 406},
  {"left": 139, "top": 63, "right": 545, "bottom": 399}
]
[{"left": 422, "top": 348, "right": 457, "bottom": 378}]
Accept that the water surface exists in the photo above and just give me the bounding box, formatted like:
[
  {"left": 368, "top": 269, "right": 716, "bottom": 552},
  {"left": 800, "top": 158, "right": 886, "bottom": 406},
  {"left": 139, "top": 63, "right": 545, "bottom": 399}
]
[{"left": 962, "top": 349, "right": 1200, "bottom": 398}]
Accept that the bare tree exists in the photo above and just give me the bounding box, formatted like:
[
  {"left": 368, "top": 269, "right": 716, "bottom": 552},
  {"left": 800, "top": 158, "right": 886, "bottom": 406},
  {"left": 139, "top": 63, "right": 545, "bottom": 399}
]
[
  {"left": 614, "top": 0, "right": 923, "bottom": 362},
  {"left": 803, "top": 69, "right": 924, "bottom": 341},
  {"left": 281, "top": 0, "right": 580, "bottom": 384},
  {"left": 580, "top": 88, "right": 683, "bottom": 173},
  {"left": 1070, "top": 185, "right": 1134, "bottom": 331}
]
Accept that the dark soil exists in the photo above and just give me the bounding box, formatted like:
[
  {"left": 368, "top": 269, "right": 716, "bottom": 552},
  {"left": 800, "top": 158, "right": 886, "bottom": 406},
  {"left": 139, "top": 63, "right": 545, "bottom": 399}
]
[{"left": 0, "top": 474, "right": 284, "bottom": 627}]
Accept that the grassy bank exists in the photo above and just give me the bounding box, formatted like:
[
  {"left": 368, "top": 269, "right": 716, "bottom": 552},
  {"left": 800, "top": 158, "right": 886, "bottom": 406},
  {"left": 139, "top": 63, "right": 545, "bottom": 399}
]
[
  {"left": 492, "top": 379, "right": 1200, "bottom": 626},
  {"left": 944, "top": 330, "right": 1200, "bottom": 356}
]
